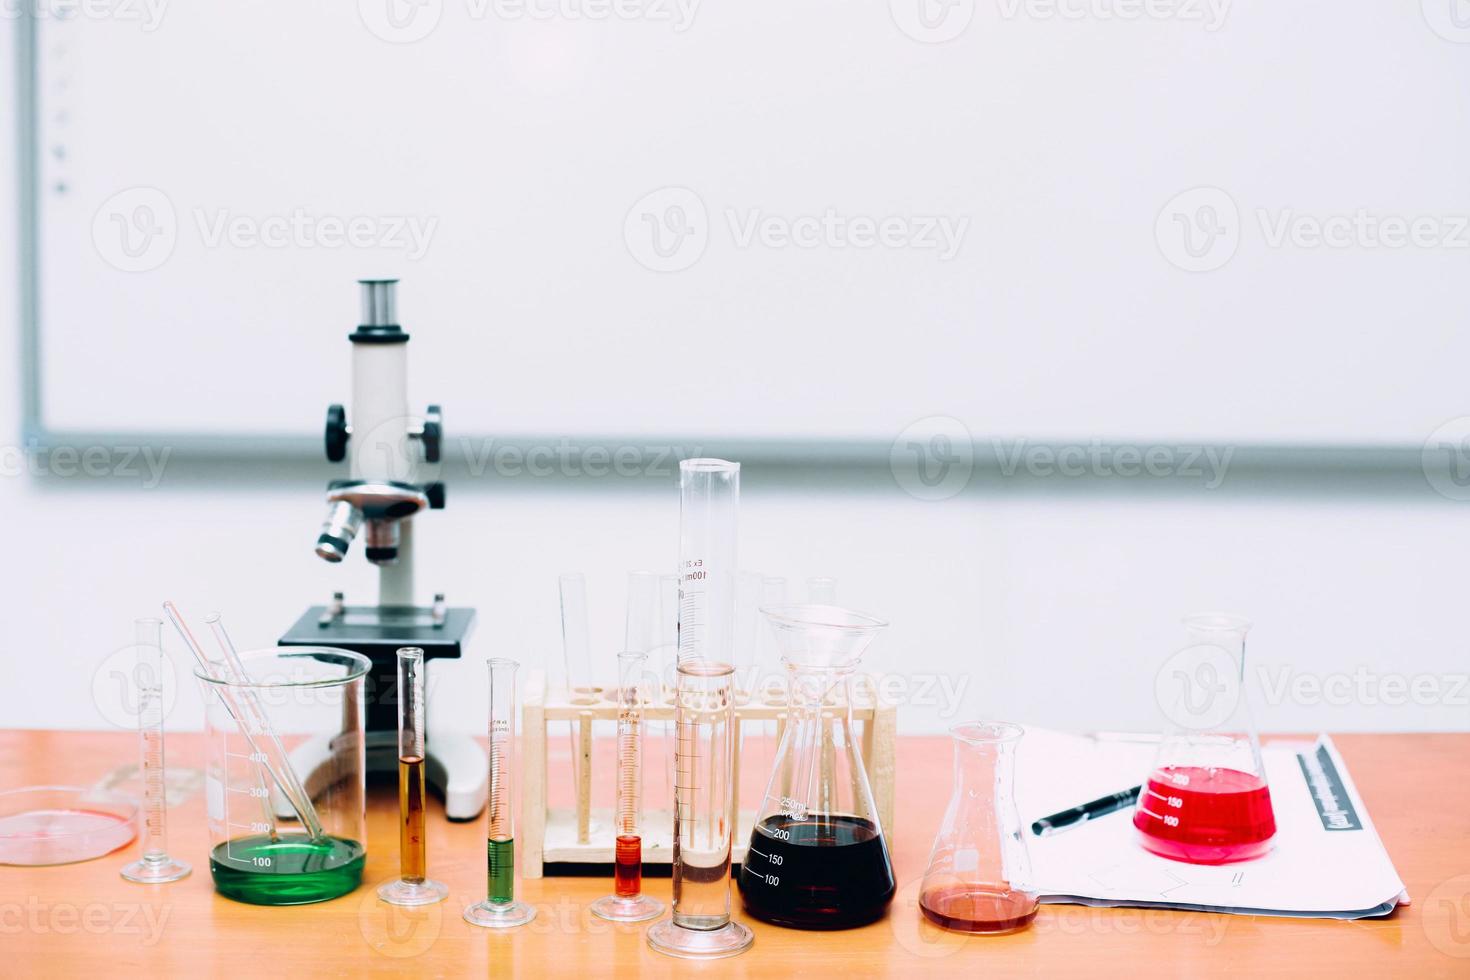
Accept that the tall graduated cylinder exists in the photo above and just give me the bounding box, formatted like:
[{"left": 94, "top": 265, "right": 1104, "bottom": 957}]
[
  {"left": 648, "top": 458, "right": 753, "bottom": 959},
  {"left": 196, "top": 647, "right": 369, "bottom": 905},
  {"left": 670, "top": 660, "right": 740, "bottom": 930}
]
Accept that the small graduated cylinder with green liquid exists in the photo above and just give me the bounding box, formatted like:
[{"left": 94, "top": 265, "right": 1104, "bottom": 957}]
[
  {"left": 464, "top": 659, "right": 536, "bottom": 928},
  {"left": 487, "top": 836, "right": 515, "bottom": 902}
]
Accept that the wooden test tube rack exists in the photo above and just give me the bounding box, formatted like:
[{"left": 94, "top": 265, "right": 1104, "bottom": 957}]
[{"left": 519, "top": 668, "right": 897, "bottom": 879}]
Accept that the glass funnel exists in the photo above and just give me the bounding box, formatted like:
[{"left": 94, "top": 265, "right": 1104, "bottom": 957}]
[
  {"left": 737, "top": 604, "right": 896, "bottom": 930},
  {"left": 918, "top": 722, "right": 1037, "bottom": 934},
  {"left": 1134, "top": 613, "right": 1276, "bottom": 864}
]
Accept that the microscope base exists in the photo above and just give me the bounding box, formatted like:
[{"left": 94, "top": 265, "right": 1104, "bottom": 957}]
[{"left": 283, "top": 730, "right": 488, "bottom": 823}]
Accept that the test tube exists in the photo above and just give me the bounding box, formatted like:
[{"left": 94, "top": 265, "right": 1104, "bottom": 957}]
[
  {"left": 591, "top": 651, "right": 664, "bottom": 922},
  {"left": 647, "top": 660, "right": 752, "bottom": 958},
  {"left": 464, "top": 658, "right": 536, "bottom": 928},
  {"left": 379, "top": 647, "right": 448, "bottom": 906},
  {"left": 560, "top": 572, "right": 596, "bottom": 702},
  {"left": 120, "top": 618, "right": 191, "bottom": 883},
  {"left": 733, "top": 570, "right": 764, "bottom": 701},
  {"left": 559, "top": 573, "right": 597, "bottom": 839},
  {"left": 625, "top": 571, "right": 661, "bottom": 654},
  {"left": 656, "top": 573, "right": 680, "bottom": 698},
  {"left": 758, "top": 576, "right": 790, "bottom": 705}
]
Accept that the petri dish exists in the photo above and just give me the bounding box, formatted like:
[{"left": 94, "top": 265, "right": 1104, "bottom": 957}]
[{"left": 0, "top": 786, "right": 139, "bottom": 866}]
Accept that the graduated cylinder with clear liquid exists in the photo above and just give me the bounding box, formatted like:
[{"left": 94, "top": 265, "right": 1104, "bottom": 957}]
[
  {"left": 738, "top": 605, "right": 896, "bottom": 930},
  {"left": 1134, "top": 614, "right": 1277, "bottom": 865}
]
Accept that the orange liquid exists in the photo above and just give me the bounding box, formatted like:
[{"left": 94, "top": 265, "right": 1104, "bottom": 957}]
[
  {"left": 920, "top": 885, "right": 1038, "bottom": 934},
  {"left": 399, "top": 755, "right": 426, "bottom": 882}
]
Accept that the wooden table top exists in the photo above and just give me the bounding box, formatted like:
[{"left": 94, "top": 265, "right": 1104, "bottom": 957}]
[{"left": 3, "top": 730, "right": 1466, "bottom": 977}]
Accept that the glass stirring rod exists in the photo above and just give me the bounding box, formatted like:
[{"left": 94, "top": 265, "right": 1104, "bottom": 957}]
[
  {"left": 205, "top": 613, "right": 278, "bottom": 841},
  {"left": 164, "top": 601, "right": 325, "bottom": 840},
  {"left": 120, "top": 617, "right": 191, "bottom": 883}
]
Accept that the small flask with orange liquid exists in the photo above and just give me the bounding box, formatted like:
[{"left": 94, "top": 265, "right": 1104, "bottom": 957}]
[{"left": 918, "top": 722, "right": 1039, "bottom": 934}]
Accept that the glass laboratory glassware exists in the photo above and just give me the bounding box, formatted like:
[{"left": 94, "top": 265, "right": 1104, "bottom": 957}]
[
  {"left": 918, "top": 722, "right": 1038, "bottom": 934},
  {"left": 647, "top": 660, "right": 753, "bottom": 958},
  {"left": 465, "top": 658, "right": 537, "bottom": 928},
  {"left": 676, "top": 459, "right": 740, "bottom": 669},
  {"left": 755, "top": 576, "right": 790, "bottom": 704},
  {"left": 591, "top": 651, "right": 664, "bottom": 922},
  {"left": 196, "top": 647, "right": 369, "bottom": 905},
  {"left": 1134, "top": 614, "right": 1276, "bottom": 864},
  {"left": 738, "top": 604, "right": 896, "bottom": 929},
  {"left": 379, "top": 647, "right": 448, "bottom": 905},
  {"left": 805, "top": 576, "right": 838, "bottom": 605},
  {"left": 174, "top": 604, "right": 325, "bottom": 841},
  {"left": 560, "top": 572, "right": 598, "bottom": 703},
  {"left": 120, "top": 617, "right": 191, "bottom": 883}
]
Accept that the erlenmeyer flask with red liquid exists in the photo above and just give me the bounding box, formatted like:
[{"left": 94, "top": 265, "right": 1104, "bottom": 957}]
[{"left": 1135, "top": 614, "right": 1276, "bottom": 865}]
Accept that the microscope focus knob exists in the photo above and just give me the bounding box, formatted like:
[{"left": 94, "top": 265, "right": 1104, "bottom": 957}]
[
  {"left": 325, "top": 404, "right": 349, "bottom": 462},
  {"left": 422, "top": 404, "right": 443, "bottom": 463}
]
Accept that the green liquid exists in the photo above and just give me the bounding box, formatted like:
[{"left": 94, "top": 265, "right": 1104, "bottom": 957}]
[
  {"left": 210, "top": 834, "right": 365, "bottom": 906},
  {"left": 488, "top": 837, "right": 515, "bottom": 903}
]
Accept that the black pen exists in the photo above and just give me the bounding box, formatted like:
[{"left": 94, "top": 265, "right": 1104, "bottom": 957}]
[{"left": 1031, "top": 786, "right": 1141, "bottom": 837}]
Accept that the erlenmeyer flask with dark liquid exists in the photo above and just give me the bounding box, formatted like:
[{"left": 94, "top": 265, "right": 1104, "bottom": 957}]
[
  {"left": 1134, "top": 614, "right": 1277, "bottom": 864},
  {"left": 737, "top": 605, "right": 896, "bottom": 929}
]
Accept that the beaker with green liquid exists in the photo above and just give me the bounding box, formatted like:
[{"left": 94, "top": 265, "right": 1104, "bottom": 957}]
[{"left": 196, "top": 647, "right": 370, "bottom": 905}]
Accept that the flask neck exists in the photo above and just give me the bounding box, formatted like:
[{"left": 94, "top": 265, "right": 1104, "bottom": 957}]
[
  {"left": 783, "top": 663, "right": 853, "bottom": 710},
  {"left": 1183, "top": 615, "right": 1251, "bottom": 680},
  {"left": 952, "top": 736, "right": 1019, "bottom": 798}
]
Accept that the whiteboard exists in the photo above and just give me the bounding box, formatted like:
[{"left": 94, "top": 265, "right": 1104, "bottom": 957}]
[{"left": 31, "top": 2, "right": 1470, "bottom": 446}]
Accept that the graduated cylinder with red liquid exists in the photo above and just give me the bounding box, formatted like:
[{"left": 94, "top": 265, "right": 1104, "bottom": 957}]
[
  {"left": 590, "top": 651, "right": 664, "bottom": 923},
  {"left": 1135, "top": 614, "right": 1276, "bottom": 865}
]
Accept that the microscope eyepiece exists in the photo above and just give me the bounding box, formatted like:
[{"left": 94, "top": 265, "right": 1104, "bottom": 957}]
[{"left": 358, "top": 279, "right": 399, "bottom": 327}]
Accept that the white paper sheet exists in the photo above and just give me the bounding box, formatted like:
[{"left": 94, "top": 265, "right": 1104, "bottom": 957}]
[{"left": 1016, "top": 730, "right": 1406, "bottom": 919}]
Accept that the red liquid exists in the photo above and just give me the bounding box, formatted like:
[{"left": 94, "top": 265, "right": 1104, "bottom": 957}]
[
  {"left": 1133, "top": 766, "right": 1276, "bottom": 864},
  {"left": 614, "top": 834, "right": 642, "bottom": 897},
  {"left": 920, "top": 885, "right": 1038, "bottom": 934}
]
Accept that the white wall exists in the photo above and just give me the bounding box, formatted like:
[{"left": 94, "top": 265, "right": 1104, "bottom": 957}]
[
  {"left": 2, "top": 438, "right": 1465, "bottom": 736},
  {"left": 3, "top": 17, "right": 1466, "bottom": 740}
]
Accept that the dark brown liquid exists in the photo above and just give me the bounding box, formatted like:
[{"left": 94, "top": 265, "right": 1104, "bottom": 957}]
[
  {"left": 739, "top": 814, "right": 895, "bottom": 929},
  {"left": 919, "top": 885, "right": 1038, "bottom": 933},
  {"left": 399, "top": 755, "right": 426, "bottom": 882}
]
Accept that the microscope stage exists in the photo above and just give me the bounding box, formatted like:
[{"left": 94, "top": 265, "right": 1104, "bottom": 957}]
[{"left": 279, "top": 605, "right": 476, "bottom": 661}]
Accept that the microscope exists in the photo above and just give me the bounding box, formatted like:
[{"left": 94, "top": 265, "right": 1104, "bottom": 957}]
[{"left": 278, "top": 279, "right": 486, "bottom": 820}]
